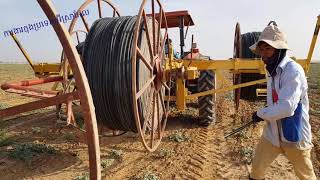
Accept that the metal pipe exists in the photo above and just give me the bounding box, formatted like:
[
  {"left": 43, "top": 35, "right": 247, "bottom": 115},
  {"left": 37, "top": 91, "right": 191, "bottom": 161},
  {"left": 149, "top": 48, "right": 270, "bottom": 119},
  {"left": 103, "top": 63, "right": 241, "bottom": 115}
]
[
  {"left": 0, "top": 91, "right": 79, "bottom": 118},
  {"left": 1, "top": 76, "right": 63, "bottom": 88},
  {"left": 179, "top": 16, "right": 185, "bottom": 57},
  {"left": 224, "top": 120, "right": 254, "bottom": 138},
  {"left": 306, "top": 15, "right": 320, "bottom": 72},
  {"left": 97, "top": 0, "right": 102, "bottom": 18},
  {"left": 187, "top": 79, "right": 267, "bottom": 99},
  {"left": 10, "top": 32, "right": 34, "bottom": 70},
  {"left": 191, "top": 34, "right": 194, "bottom": 59}
]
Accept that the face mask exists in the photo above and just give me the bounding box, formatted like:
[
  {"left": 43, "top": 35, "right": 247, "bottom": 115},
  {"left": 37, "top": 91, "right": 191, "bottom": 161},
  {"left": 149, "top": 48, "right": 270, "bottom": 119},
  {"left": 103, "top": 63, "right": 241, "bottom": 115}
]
[{"left": 266, "top": 49, "right": 286, "bottom": 76}]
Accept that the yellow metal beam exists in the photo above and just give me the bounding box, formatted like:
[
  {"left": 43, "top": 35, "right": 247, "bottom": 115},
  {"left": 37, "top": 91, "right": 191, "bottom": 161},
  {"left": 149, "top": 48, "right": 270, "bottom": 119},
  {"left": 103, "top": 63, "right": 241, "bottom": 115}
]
[
  {"left": 33, "top": 63, "right": 61, "bottom": 76},
  {"left": 176, "top": 78, "right": 186, "bottom": 110},
  {"left": 166, "top": 58, "right": 309, "bottom": 76},
  {"left": 187, "top": 79, "right": 267, "bottom": 99},
  {"left": 256, "top": 88, "right": 267, "bottom": 97},
  {"left": 181, "top": 59, "right": 265, "bottom": 72},
  {"left": 306, "top": 15, "right": 320, "bottom": 72},
  {"left": 10, "top": 32, "right": 34, "bottom": 70}
]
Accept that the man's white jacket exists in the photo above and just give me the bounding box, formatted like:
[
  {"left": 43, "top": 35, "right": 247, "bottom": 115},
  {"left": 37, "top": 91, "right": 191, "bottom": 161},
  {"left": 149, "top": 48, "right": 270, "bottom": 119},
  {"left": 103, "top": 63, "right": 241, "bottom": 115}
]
[{"left": 257, "top": 55, "right": 312, "bottom": 149}]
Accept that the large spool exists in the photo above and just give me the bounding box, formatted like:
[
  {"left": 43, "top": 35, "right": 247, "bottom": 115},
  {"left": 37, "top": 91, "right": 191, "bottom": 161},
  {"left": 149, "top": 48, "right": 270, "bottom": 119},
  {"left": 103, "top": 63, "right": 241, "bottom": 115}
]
[
  {"left": 55, "top": 0, "right": 122, "bottom": 126},
  {"left": 233, "top": 23, "right": 265, "bottom": 107},
  {"left": 84, "top": 0, "right": 170, "bottom": 152}
]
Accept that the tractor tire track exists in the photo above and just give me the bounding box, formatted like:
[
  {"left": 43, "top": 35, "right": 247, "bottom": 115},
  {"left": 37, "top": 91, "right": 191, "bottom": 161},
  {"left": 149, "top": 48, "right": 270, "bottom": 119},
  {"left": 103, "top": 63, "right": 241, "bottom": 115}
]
[{"left": 175, "top": 127, "right": 211, "bottom": 179}]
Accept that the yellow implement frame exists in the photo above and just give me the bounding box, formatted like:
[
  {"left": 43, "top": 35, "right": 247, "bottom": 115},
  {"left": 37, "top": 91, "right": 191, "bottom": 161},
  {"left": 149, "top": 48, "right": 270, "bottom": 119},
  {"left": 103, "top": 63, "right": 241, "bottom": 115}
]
[
  {"left": 10, "top": 33, "right": 61, "bottom": 77},
  {"left": 9, "top": 13, "right": 320, "bottom": 111},
  {"left": 167, "top": 15, "right": 319, "bottom": 110}
]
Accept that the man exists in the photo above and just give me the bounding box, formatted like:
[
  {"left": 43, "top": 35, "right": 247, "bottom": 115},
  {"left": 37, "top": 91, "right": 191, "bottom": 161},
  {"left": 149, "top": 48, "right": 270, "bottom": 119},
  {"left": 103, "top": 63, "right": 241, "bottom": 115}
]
[{"left": 249, "top": 22, "right": 316, "bottom": 180}]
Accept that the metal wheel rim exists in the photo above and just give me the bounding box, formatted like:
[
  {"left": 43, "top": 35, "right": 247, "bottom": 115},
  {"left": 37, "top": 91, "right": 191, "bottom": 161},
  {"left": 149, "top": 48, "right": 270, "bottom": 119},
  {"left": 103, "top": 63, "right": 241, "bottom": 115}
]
[
  {"left": 132, "top": 0, "right": 170, "bottom": 152},
  {"left": 68, "top": 0, "right": 121, "bottom": 33},
  {"left": 59, "top": 0, "right": 121, "bottom": 81},
  {"left": 233, "top": 23, "right": 242, "bottom": 110},
  {"left": 37, "top": 1, "right": 101, "bottom": 179}
]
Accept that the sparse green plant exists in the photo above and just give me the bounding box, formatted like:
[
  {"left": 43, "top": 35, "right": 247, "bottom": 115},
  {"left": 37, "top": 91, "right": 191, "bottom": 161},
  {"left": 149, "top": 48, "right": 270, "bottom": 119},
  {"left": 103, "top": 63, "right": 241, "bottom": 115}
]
[
  {"left": 141, "top": 171, "right": 159, "bottom": 180},
  {"left": 74, "top": 173, "right": 89, "bottom": 180},
  {"left": 239, "top": 146, "right": 254, "bottom": 164},
  {"left": 9, "top": 143, "right": 57, "bottom": 164},
  {"left": 31, "top": 127, "right": 41, "bottom": 134},
  {"left": 100, "top": 149, "right": 123, "bottom": 169},
  {"left": 168, "top": 130, "right": 190, "bottom": 143},
  {"left": 101, "top": 158, "right": 115, "bottom": 168},
  {"left": 63, "top": 132, "right": 75, "bottom": 142},
  {"left": 75, "top": 113, "right": 85, "bottom": 129},
  {"left": 0, "top": 129, "right": 14, "bottom": 147},
  {"left": 108, "top": 149, "right": 123, "bottom": 159},
  {"left": 236, "top": 131, "right": 248, "bottom": 139},
  {"left": 131, "top": 171, "right": 159, "bottom": 180},
  {"left": 226, "top": 91, "right": 234, "bottom": 100},
  {"left": 0, "top": 103, "right": 9, "bottom": 110},
  {"left": 155, "top": 148, "right": 175, "bottom": 158}
]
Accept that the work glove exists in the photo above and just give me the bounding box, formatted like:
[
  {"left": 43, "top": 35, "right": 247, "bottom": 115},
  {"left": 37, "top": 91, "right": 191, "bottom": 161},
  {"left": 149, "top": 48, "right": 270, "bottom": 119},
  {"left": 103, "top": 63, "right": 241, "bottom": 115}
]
[{"left": 252, "top": 111, "right": 264, "bottom": 123}]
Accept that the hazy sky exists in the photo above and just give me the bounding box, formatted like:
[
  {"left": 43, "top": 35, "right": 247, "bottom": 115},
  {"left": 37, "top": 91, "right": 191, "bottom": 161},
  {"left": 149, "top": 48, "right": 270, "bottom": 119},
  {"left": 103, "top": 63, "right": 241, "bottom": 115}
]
[{"left": 0, "top": 0, "right": 319, "bottom": 63}]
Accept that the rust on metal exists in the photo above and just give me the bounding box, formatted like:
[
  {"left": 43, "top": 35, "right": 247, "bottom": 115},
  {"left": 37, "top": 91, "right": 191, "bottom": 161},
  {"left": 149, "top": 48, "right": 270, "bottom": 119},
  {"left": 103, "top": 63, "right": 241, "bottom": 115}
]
[
  {"left": 150, "top": 10, "right": 195, "bottom": 28},
  {"left": 37, "top": 0, "right": 101, "bottom": 179},
  {"left": 68, "top": 0, "right": 120, "bottom": 33},
  {"left": 0, "top": 91, "right": 79, "bottom": 118},
  {"left": 233, "top": 23, "right": 241, "bottom": 111},
  {"left": 132, "top": 0, "right": 170, "bottom": 152}
]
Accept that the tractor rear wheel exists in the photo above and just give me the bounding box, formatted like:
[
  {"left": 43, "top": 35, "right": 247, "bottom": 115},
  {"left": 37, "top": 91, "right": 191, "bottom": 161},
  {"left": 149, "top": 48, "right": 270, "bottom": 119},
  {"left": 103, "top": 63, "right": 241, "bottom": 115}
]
[{"left": 198, "top": 70, "right": 216, "bottom": 126}]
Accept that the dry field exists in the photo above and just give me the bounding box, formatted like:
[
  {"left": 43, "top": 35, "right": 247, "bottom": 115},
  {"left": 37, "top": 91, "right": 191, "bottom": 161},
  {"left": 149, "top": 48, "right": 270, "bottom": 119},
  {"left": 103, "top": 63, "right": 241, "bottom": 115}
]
[{"left": 0, "top": 63, "right": 319, "bottom": 179}]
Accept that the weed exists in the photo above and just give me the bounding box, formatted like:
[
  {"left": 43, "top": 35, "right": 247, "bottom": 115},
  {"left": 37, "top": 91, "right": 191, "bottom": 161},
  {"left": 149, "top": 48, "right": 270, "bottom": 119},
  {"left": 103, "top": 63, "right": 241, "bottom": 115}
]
[
  {"left": 131, "top": 171, "right": 159, "bottom": 180},
  {"left": 239, "top": 146, "right": 254, "bottom": 164},
  {"left": 63, "top": 132, "right": 75, "bottom": 142},
  {"left": 9, "top": 143, "right": 57, "bottom": 164},
  {"left": 141, "top": 171, "right": 159, "bottom": 180},
  {"left": 236, "top": 131, "right": 249, "bottom": 139},
  {"left": 226, "top": 91, "right": 234, "bottom": 100},
  {"left": 155, "top": 148, "right": 175, "bottom": 158},
  {"left": 0, "top": 129, "right": 14, "bottom": 147},
  {"left": 168, "top": 130, "right": 190, "bottom": 143},
  {"left": 100, "top": 149, "right": 123, "bottom": 169},
  {"left": 74, "top": 173, "right": 89, "bottom": 180},
  {"left": 31, "top": 127, "right": 41, "bottom": 134},
  {"left": 101, "top": 158, "right": 115, "bottom": 168},
  {"left": 0, "top": 103, "right": 9, "bottom": 110},
  {"left": 108, "top": 149, "right": 123, "bottom": 159},
  {"left": 75, "top": 113, "right": 85, "bottom": 129}
]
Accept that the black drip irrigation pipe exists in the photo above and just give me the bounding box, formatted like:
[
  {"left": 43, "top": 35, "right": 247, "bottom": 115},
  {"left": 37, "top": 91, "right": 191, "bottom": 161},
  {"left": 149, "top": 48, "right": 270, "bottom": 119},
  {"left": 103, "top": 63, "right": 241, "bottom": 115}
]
[
  {"left": 241, "top": 32, "right": 261, "bottom": 58},
  {"left": 83, "top": 16, "right": 153, "bottom": 132}
]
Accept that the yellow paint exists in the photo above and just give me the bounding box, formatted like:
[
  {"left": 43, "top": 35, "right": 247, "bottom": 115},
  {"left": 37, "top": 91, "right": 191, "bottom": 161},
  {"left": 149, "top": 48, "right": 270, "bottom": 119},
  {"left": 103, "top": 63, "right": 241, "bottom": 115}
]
[
  {"left": 256, "top": 88, "right": 267, "bottom": 97},
  {"left": 176, "top": 78, "right": 186, "bottom": 110},
  {"left": 186, "top": 67, "right": 199, "bottom": 80},
  {"left": 305, "top": 15, "right": 320, "bottom": 72},
  {"left": 187, "top": 79, "right": 267, "bottom": 99},
  {"left": 33, "top": 63, "right": 61, "bottom": 77}
]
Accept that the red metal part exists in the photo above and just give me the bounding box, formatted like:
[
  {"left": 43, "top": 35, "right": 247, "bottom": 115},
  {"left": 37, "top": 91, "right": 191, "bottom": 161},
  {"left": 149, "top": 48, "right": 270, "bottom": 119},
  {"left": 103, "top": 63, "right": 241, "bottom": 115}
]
[
  {"left": 151, "top": 10, "right": 195, "bottom": 28},
  {"left": 1, "top": 76, "right": 62, "bottom": 87},
  {"left": 37, "top": 1, "right": 101, "bottom": 179},
  {"left": 0, "top": 91, "right": 78, "bottom": 118},
  {"left": 1, "top": 76, "right": 63, "bottom": 98},
  {"left": 183, "top": 48, "right": 201, "bottom": 59}
]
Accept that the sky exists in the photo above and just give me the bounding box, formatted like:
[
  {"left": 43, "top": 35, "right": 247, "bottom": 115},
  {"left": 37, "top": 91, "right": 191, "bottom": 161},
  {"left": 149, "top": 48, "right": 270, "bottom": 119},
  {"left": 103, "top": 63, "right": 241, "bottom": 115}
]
[{"left": 0, "top": 0, "right": 319, "bottom": 63}]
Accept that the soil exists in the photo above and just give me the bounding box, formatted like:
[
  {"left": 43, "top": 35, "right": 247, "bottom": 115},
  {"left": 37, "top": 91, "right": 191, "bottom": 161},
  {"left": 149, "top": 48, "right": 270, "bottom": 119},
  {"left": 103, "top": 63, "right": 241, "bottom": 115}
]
[{"left": 0, "top": 64, "right": 319, "bottom": 180}]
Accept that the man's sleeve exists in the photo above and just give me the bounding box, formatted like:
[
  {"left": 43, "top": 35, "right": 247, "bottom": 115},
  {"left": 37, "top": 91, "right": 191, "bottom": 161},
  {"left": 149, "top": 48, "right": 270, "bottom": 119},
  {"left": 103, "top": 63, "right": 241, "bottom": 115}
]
[{"left": 257, "top": 70, "right": 302, "bottom": 121}]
